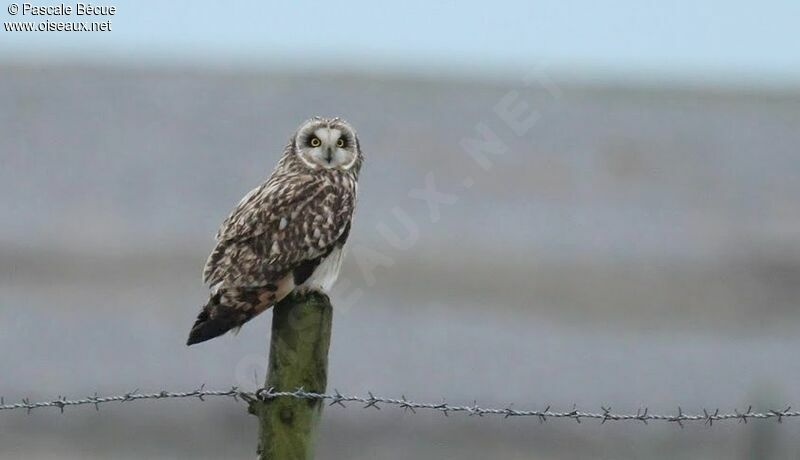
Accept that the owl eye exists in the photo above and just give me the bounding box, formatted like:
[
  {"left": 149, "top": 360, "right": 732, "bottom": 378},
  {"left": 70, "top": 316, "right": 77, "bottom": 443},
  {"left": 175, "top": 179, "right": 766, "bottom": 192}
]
[
  {"left": 336, "top": 138, "right": 345, "bottom": 148},
  {"left": 310, "top": 137, "right": 321, "bottom": 147}
]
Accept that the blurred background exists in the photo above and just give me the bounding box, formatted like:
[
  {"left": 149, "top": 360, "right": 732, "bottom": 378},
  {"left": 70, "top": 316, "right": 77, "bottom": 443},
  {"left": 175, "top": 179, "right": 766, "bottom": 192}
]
[{"left": 2, "top": 1, "right": 800, "bottom": 458}]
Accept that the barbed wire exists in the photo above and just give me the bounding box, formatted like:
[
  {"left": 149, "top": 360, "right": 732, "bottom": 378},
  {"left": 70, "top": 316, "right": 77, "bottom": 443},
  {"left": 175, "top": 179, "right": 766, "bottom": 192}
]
[
  {"left": 1, "top": 386, "right": 798, "bottom": 426},
  {"left": 0, "top": 387, "right": 240, "bottom": 414}
]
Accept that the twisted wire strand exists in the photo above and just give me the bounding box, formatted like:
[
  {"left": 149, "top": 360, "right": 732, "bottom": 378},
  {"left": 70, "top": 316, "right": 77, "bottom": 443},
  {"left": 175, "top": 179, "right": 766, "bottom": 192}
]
[{"left": 2, "top": 386, "right": 798, "bottom": 425}]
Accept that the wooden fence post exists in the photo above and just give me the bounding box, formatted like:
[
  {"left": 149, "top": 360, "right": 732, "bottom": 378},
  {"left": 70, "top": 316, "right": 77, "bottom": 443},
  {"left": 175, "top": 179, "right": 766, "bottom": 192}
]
[{"left": 247, "top": 291, "right": 333, "bottom": 460}]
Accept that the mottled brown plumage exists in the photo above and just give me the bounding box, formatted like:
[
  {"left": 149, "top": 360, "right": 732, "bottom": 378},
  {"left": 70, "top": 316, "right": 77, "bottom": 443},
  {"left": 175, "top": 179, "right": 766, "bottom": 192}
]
[{"left": 187, "top": 117, "right": 362, "bottom": 345}]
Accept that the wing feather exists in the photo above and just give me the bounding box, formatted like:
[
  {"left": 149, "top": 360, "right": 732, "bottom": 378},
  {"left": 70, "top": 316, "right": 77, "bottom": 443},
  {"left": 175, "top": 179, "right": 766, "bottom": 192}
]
[{"left": 203, "top": 172, "right": 355, "bottom": 289}]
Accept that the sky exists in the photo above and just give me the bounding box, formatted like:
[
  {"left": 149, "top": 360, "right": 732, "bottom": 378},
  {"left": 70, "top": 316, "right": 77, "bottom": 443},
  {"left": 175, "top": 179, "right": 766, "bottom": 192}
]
[{"left": 2, "top": 0, "right": 800, "bottom": 87}]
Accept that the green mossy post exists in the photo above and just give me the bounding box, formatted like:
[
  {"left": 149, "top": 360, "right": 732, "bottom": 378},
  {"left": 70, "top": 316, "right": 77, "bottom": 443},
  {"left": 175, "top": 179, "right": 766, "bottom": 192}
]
[{"left": 248, "top": 291, "right": 333, "bottom": 460}]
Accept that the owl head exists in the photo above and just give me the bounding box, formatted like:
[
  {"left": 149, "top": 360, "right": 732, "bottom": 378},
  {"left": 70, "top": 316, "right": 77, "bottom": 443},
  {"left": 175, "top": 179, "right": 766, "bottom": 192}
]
[{"left": 293, "top": 117, "right": 361, "bottom": 171}]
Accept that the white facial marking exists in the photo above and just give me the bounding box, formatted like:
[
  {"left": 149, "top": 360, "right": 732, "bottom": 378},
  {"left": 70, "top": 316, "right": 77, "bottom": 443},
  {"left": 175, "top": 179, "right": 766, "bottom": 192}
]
[
  {"left": 314, "top": 127, "right": 341, "bottom": 145},
  {"left": 296, "top": 121, "right": 358, "bottom": 170},
  {"left": 297, "top": 148, "right": 319, "bottom": 169},
  {"left": 340, "top": 145, "right": 359, "bottom": 170}
]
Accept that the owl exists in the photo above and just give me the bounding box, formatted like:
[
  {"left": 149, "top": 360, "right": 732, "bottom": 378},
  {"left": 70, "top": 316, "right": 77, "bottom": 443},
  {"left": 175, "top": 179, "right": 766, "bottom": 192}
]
[{"left": 186, "top": 117, "right": 363, "bottom": 345}]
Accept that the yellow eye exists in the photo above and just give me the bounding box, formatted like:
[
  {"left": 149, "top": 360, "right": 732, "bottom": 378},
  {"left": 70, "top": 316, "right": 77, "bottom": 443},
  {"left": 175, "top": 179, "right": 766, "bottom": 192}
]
[
  {"left": 310, "top": 137, "right": 321, "bottom": 147},
  {"left": 336, "top": 138, "right": 345, "bottom": 148}
]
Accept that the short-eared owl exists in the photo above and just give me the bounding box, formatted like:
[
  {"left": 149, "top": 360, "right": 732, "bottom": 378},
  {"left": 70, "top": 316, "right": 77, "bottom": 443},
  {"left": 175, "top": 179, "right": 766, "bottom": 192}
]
[{"left": 187, "top": 117, "right": 363, "bottom": 345}]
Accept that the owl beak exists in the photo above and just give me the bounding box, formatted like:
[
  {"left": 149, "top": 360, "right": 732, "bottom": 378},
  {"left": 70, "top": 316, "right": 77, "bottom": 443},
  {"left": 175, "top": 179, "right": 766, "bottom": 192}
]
[{"left": 324, "top": 148, "right": 334, "bottom": 163}]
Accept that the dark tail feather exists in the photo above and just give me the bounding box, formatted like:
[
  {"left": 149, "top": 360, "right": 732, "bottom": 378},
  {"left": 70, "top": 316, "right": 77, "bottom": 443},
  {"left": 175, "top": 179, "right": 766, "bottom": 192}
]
[{"left": 187, "top": 294, "right": 253, "bottom": 346}]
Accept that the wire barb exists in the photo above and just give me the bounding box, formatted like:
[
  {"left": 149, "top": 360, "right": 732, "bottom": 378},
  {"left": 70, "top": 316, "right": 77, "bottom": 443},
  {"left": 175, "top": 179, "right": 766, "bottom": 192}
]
[
  {"left": 329, "top": 389, "right": 347, "bottom": 408},
  {"left": 538, "top": 405, "right": 550, "bottom": 423},
  {"left": 363, "top": 392, "right": 381, "bottom": 410},
  {"left": 399, "top": 395, "right": 416, "bottom": 414}
]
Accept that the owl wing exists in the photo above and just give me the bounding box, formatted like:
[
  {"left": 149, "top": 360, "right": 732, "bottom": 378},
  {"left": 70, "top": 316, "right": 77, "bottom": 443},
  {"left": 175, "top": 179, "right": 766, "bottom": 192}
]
[{"left": 202, "top": 173, "right": 355, "bottom": 289}]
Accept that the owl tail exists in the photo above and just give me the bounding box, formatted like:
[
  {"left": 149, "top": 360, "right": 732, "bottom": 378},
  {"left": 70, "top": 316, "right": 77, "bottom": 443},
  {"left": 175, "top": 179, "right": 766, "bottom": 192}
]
[{"left": 186, "top": 289, "right": 274, "bottom": 346}]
